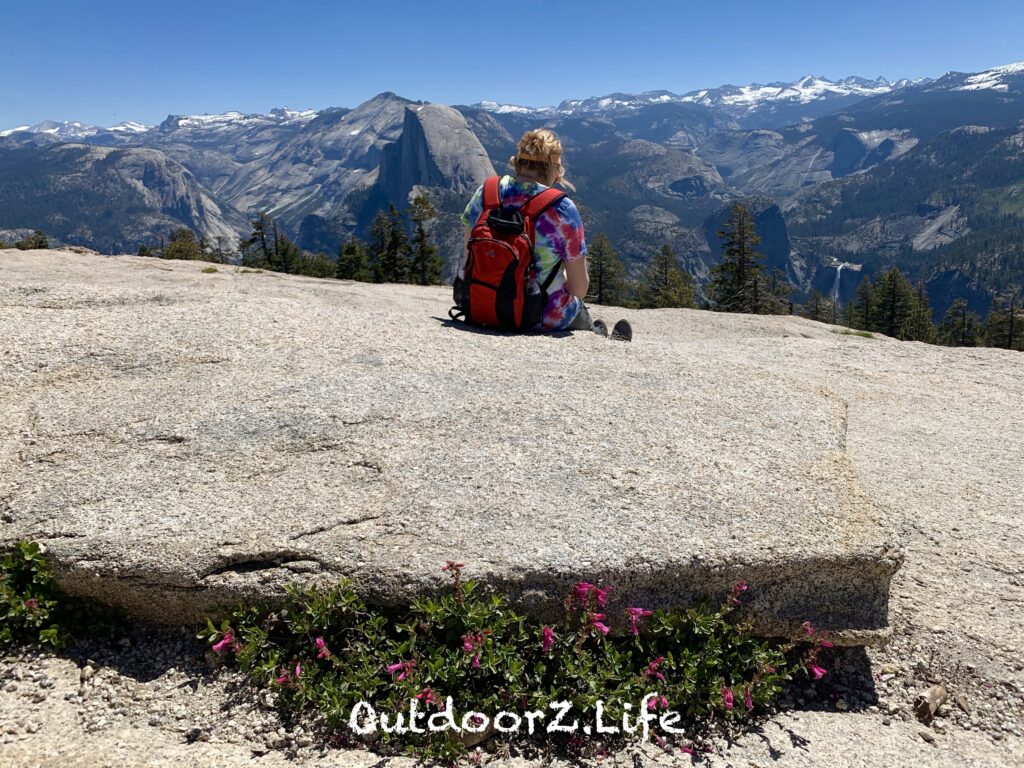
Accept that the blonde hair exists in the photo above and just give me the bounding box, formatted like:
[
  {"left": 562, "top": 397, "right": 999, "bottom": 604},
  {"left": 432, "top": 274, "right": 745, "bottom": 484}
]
[{"left": 510, "top": 129, "right": 574, "bottom": 191}]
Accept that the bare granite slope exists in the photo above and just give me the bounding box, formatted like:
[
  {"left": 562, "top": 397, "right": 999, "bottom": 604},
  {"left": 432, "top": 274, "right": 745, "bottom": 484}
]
[{"left": 1, "top": 249, "right": 1018, "bottom": 649}]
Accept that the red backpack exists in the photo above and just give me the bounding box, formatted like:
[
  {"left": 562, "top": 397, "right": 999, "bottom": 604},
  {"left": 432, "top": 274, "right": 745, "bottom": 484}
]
[{"left": 451, "top": 176, "right": 565, "bottom": 330}]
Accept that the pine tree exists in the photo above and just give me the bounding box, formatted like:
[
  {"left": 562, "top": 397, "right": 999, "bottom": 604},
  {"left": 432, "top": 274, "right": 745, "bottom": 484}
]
[
  {"left": 937, "top": 299, "right": 983, "bottom": 347},
  {"left": 162, "top": 228, "right": 204, "bottom": 260},
  {"left": 368, "top": 207, "right": 410, "bottom": 283},
  {"left": 586, "top": 233, "right": 629, "bottom": 306},
  {"left": 851, "top": 276, "right": 874, "bottom": 330},
  {"left": 14, "top": 230, "right": 49, "bottom": 250},
  {"left": 240, "top": 213, "right": 273, "bottom": 268},
  {"left": 709, "top": 203, "right": 765, "bottom": 314},
  {"left": 639, "top": 244, "right": 695, "bottom": 309},
  {"left": 871, "top": 267, "right": 917, "bottom": 339},
  {"left": 762, "top": 268, "right": 794, "bottom": 315},
  {"left": 983, "top": 288, "right": 1023, "bottom": 350},
  {"left": 802, "top": 291, "right": 830, "bottom": 323},
  {"left": 904, "top": 281, "right": 937, "bottom": 343},
  {"left": 408, "top": 196, "right": 442, "bottom": 285},
  {"left": 337, "top": 238, "right": 371, "bottom": 281},
  {"left": 269, "top": 219, "right": 303, "bottom": 274}
]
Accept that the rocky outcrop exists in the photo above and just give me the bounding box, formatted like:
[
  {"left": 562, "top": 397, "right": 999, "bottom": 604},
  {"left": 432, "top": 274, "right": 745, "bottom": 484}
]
[
  {"left": 218, "top": 93, "right": 415, "bottom": 227},
  {"left": 0, "top": 250, "right": 943, "bottom": 644},
  {"left": 377, "top": 105, "right": 495, "bottom": 205}
]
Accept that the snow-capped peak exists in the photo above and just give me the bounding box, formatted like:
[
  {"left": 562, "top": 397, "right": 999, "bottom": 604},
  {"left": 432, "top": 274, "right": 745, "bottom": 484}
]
[
  {"left": 955, "top": 61, "right": 1024, "bottom": 92},
  {"left": 680, "top": 75, "right": 897, "bottom": 109},
  {"left": 477, "top": 100, "right": 544, "bottom": 115},
  {"left": 161, "top": 107, "right": 320, "bottom": 131},
  {"left": 109, "top": 121, "right": 151, "bottom": 133},
  {"left": 269, "top": 106, "right": 319, "bottom": 122}
]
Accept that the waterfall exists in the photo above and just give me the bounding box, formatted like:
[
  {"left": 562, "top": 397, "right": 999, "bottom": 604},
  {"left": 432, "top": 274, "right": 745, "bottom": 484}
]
[{"left": 832, "top": 263, "right": 845, "bottom": 301}]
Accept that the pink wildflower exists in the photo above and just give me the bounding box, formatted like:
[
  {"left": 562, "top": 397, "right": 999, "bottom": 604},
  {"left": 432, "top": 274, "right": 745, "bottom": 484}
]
[
  {"left": 573, "top": 582, "right": 595, "bottom": 604},
  {"left": 680, "top": 745, "right": 695, "bottom": 755},
  {"left": 541, "top": 626, "right": 556, "bottom": 653},
  {"left": 646, "top": 695, "right": 669, "bottom": 711},
  {"left": 386, "top": 660, "right": 416, "bottom": 681},
  {"left": 721, "top": 686, "right": 734, "bottom": 710},
  {"left": 441, "top": 561, "right": 464, "bottom": 572},
  {"left": 801, "top": 621, "right": 816, "bottom": 635},
  {"left": 416, "top": 687, "right": 438, "bottom": 706},
  {"left": 809, "top": 664, "right": 827, "bottom": 680},
  {"left": 588, "top": 613, "right": 610, "bottom": 636},
  {"left": 275, "top": 669, "right": 291, "bottom": 685},
  {"left": 315, "top": 637, "right": 331, "bottom": 660},
  {"left": 23, "top": 598, "right": 39, "bottom": 611},
  {"left": 744, "top": 687, "right": 754, "bottom": 710},
  {"left": 817, "top": 630, "right": 834, "bottom": 648},
  {"left": 626, "top": 606, "right": 653, "bottom": 635},
  {"left": 644, "top": 656, "right": 666, "bottom": 681},
  {"left": 461, "top": 633, "right": 475, "bottom": 653},
  {"left": 731, "top": 581, "right": 749, "bottom": 604},
  {"left": 294, "top": 662, "right": 302, "bottom": 679},
  {"left": 592, "top": 585, "right": 613, "bottom": 608},
  {"left": 212, "top": 631, "right": 237, "bottom": 655},
  {"left": 471, "top": 653, "right": 481, "bottom": 669}
]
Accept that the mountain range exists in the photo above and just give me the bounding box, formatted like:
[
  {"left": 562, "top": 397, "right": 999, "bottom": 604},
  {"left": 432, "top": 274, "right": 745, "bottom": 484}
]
[{"left": 2, "top": 63, "right": 1023, "bottom": 317}]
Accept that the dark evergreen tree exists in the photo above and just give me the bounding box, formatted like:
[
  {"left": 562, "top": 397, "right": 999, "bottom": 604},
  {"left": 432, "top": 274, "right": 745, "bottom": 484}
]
[
  {"left": 239, "top": 213, "right": 273, "bottom": 268},
  {"left": 870, "top": 267, "right": 917, "bottom": 339},
  {"left": 14, "top": 230, "right": 49, "bottom": 250},
  {"left": 268, "top": 219, "right": 303, "bottom": 274},
  {"left": 937, "top": 299, "right": 983, "bottom": 347},
  {"left": 983, "top": 288, "right": 1023, "bottom": 350},
  {"left": 851, "top": 276, "right": 874, "bottom": 331},
  {"left": 639, "top": 244, "right": 695, "bottom": 309},
  {"left": 802, "top": 291, "right": 833, "bottom": 324},
  {"left": 905, "top": 281, "right": 937, "bottom": 343},
  {"left": 586, "top": 233, "right": 628, "bottom": 306},
  {"left": 368, "top": 206, "right": 410, "bottom": 283},
  {"left": 762, "top": 268, "right": 794, "bottom": 315},
  {"left": 162, "top": 228, "right": 204, "bottom": 261},
  {"left": 408, "top": 196, "right": 442, "bottom": 285},
  {"left": 337, "top": 238, "right": 372, "bottom": 281},
  {"left": 709, "top": 203, "right": 765, "bottom": 314}
]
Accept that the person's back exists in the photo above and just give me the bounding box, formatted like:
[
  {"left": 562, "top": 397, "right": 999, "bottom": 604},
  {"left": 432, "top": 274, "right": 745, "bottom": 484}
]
[{"left": 460, "top": 129, "right": 594, "bottom": 332}]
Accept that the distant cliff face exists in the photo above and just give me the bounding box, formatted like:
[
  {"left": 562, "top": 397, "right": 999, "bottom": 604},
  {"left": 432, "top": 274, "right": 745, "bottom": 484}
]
[
  {"left": 377, "top": 105, "right": 495, "bottom": 206},
  {"left": 0, "top": 143, "right": 245, "bottom": 252}
]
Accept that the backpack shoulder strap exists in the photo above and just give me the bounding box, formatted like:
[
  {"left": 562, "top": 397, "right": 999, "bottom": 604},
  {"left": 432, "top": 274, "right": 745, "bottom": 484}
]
[
  {"left": 521, "top": 187, "right": 566, "bottom": 220},
  {"left": 481, "top": 176, "right": 502, "bottom": 211}
]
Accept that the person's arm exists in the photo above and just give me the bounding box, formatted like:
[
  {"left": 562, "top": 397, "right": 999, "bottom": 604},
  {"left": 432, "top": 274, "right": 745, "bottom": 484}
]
[{"left": 564, "top": 256, "right": 589, "bottom": 299}]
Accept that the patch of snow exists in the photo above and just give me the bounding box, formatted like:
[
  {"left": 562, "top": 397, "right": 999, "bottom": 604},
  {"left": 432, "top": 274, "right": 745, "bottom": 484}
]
[
  {"left": 0, "top": 125, "right": 30, "bottom": 137},
  {"left": 109, "top": 121, "right": 151, "bottom": 133},
  {"left": 956, "top": 61, "right": 1024, "bottom": 92},
  {"left": 349, "top": 129, "right": 361, "bottom": 135}
]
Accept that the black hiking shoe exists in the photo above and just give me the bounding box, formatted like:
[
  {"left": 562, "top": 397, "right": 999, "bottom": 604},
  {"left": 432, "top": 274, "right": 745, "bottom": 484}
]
[
  {"left": 611, "top": 319, "right": 632, "bottom": 342},
  {"left": 593, "top": 319, "right": 609, "bottom": 337}
]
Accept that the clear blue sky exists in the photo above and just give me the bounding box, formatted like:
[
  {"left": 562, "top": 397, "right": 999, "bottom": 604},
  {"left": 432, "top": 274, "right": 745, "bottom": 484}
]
[{"left": 3, "top": 0, "right": 1023, "bottom": 128}]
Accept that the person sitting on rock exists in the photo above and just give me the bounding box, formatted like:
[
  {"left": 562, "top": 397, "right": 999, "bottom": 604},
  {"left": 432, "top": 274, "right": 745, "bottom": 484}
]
[{"left": 460, "top": 129, "right": 631, "bottom": 340}]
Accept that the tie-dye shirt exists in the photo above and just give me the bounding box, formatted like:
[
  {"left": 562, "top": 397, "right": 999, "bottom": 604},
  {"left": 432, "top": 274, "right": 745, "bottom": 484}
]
[{"left": 461, "top": 175, "right": 587, "bottom": 331}]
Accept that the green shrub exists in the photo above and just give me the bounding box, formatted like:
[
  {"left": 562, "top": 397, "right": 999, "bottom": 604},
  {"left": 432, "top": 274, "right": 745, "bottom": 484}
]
[
  {"left": 201, "top": 266, "right": 219, "bottom": 273},
  {"left": 1, "top": 542, "right": 64, "bottom": 648},
  {"left": 201, "top": 566, "right": 829, "bottom": 760}
]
